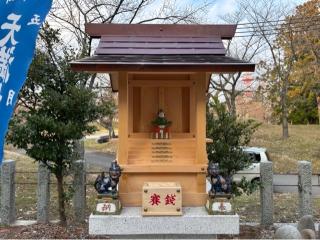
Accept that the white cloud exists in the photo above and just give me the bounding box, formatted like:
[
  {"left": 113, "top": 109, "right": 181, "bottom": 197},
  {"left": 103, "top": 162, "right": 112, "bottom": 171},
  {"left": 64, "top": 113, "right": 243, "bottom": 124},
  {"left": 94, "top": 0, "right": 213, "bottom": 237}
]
[{"left": 208, "top": 0, "right": 237, "bottom": 22}]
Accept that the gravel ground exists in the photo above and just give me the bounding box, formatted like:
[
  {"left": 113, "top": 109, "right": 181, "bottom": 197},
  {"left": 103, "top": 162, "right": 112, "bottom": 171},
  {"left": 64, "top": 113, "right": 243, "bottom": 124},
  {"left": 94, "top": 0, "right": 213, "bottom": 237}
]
[{"left": 0, "top": 223, "right": 275, "bottom": 239}]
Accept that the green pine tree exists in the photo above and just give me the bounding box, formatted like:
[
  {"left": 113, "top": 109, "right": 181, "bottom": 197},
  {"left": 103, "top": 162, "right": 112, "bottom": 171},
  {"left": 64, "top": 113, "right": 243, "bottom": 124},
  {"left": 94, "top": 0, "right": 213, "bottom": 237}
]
[
  {"left": 206, "top": 97, "right": 260, "bottom": 195},
  {"left": 6, "top": 24, "right": 103, "bottom": 225}
]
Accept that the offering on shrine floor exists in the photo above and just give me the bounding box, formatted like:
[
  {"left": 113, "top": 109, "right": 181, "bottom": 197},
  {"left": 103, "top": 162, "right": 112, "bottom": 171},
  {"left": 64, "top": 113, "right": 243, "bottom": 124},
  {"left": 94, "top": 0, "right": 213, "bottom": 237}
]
[{"left": 151, "top": 109, "right": 171, "bottom": 139}]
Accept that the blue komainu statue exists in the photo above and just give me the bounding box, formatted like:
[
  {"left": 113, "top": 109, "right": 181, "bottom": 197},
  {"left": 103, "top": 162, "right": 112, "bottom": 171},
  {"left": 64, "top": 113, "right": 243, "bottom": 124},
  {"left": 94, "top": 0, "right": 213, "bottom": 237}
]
[
  {"left": 94, "top": 160, "right": 121, "bottom": 197},
  {"left": 207, "top": 162, "right": 232, "bottom": 198}
]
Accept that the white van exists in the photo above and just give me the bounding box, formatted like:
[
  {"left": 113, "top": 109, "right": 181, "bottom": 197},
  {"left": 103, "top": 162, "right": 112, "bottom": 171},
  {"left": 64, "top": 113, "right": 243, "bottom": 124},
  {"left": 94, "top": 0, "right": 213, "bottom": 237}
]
[
  {"left": 206, "top": 147, "right": 271, "bottom": 192},
  {"left": 233, "top": 147, "right": 271, "bottom": 183}
]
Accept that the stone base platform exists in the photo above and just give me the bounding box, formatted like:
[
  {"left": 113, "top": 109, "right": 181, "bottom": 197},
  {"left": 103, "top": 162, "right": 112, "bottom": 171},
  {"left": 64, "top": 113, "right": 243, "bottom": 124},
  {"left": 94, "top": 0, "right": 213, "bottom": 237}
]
[{"left": 89, "top": 207, "right": 239, "bottom": 237}]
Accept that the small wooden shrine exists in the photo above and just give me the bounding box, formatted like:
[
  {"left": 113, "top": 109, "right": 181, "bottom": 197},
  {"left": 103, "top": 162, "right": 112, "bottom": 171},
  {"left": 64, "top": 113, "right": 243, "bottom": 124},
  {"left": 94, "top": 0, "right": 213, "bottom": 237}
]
[{"left": 71, "top": 24, "right": 255, "bottom": 207}]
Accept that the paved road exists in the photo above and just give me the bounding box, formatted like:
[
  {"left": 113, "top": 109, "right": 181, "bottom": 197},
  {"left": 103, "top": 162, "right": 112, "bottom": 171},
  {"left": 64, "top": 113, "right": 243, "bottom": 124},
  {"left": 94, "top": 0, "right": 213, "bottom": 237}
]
[
  {"left": 85, "top": 151, "right": 115, "bottom": 170},
  {"left": 85, "top": 132, "right": 109, "bottom": 140},
  {"left": 273, "top": 174, "right": 320, "bottom": 195},
  {"left": 8, "top": 148, "right": 117, "bottom": 170}
]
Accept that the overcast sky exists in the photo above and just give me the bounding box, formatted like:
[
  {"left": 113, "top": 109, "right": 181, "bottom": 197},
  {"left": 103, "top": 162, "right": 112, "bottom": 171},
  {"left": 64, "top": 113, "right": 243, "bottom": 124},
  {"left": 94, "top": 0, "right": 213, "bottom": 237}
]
[{"left": 207, "top": 0, "right": 308, "bottom": 22}]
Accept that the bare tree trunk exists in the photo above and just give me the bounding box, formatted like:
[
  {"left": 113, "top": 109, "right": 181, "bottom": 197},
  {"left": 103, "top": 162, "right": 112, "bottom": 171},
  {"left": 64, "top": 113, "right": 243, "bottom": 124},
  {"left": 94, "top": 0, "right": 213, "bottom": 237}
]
[
  {"left": 230, "top": 95, "right": 237, "bottom": 117},
  {"left": 108, "top": 122, "right": 113, "bottom": 140},
  {"left": 281, "top": 77, "right": 289, "bottom": 139},
  {"left": 224, "top": 94, "right": 232, "bottom": 114},
  {"left": 56, "top": 171, "right": 67, "bottom": 226},
  {"left": 88, "top": 73, "right": 97, "bottom": 89},
  {"left": 282, "top": 107, "right": 289, "bottom": 139}
]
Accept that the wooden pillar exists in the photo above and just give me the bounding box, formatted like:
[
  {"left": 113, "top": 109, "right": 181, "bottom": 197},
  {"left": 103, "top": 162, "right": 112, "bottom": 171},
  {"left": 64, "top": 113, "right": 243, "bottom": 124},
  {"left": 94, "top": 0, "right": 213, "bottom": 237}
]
[
  {"left": 118, "top": 72, "right": 128, "bottom": 193},
  {"left": 190, "top": 80, "right": 196, "bottom": 136},
  {"left": 193, "top": 72, "right": 207, "bottom": 193},
  {"left": 194, "top": 72, "right": 207, "bottom": 164},
  {"left": 128, "top": 74, "right": 133, "bottom": 135},
  {"left": 159, "top": 87, "right": 165, "bottom": 110}
]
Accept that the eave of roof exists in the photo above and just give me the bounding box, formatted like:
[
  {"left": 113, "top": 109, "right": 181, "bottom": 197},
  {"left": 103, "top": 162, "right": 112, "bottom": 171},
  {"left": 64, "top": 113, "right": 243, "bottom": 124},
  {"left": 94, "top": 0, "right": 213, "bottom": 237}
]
[{"left": 70, "top": 54, "right": 255, "bottom": 73}]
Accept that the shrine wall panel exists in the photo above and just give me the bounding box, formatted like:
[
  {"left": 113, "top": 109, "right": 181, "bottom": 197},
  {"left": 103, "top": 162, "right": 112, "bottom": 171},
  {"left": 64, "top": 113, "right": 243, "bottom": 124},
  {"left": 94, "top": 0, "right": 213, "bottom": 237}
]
[
  {"left": 129, "top": 73, "right": 192, "bottom": 135},
  {"left": 118, "top": 173, "right": 207, "bottom": 206},
  {"left": 123, "top": 173, "right": 198, "bottom": 193},
  {"left": 133, "top": 86, "right": 159, "bottom": 132},
  {"left": 182, "top": 87, "right": 190, "bottom": 132},
  {"left": 132, "top": 87, "right": 141, "bottom": 133},
  {"left": 164, "top": 87, "right": 182, "bottom": 132}
]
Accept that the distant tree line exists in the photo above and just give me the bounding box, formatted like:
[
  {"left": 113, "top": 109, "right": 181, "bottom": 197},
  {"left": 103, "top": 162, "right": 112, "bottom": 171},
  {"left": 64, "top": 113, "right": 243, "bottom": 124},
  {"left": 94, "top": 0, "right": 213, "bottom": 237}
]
[{"left": 210, "top": 0, "right": 320, "bottom": 138}]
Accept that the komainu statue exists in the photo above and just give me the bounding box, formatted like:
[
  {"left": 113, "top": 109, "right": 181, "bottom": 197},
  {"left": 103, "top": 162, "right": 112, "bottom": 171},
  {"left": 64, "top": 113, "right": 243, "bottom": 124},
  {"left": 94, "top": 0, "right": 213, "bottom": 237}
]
[
  {"left": 94, "top": 160, "right": 121, "bottom": 197},
  {"left": 207, "top": 162, "right": 232, "bottom": 198}
]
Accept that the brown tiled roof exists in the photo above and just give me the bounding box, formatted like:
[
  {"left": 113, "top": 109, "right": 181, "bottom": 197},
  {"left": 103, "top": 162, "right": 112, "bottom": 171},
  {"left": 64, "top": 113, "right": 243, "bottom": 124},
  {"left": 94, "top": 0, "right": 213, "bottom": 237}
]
[{"left": 71, "top": 24, "right": 255, "bottom": 74}]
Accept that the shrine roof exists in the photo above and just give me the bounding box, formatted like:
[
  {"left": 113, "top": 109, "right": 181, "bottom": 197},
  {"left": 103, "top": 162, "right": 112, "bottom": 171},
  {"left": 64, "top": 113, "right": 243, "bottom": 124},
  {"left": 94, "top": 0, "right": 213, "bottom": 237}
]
[
  {"left": 71, "top": 54, "right": 255, "bottom": 73},
  {"left": 71, "top": 23, "right": 255, "bottom": 74}
]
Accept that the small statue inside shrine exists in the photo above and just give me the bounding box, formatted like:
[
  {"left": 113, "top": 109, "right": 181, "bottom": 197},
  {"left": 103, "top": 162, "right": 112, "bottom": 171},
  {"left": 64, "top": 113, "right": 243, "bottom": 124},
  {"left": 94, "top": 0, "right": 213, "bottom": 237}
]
[
  {"left": 94, "top": 160, "right": 122, "bottom": 197},
  {"left": 207, "top": 162, "right": 232, "bottom": 198},
  {"left": 151, "top": 109, "right": 172, "bottom": 139}
]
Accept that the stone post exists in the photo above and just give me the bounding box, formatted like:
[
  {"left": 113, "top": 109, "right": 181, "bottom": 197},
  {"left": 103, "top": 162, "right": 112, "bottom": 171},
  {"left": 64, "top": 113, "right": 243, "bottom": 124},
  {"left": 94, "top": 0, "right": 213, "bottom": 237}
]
[
  {"left": 260, "top": 161, "right": 273, "bottom": 227},
  {"left": 0, "top": 160, "right": 16, "bottom": 225},
  {"left": 73, "top": 160, "right": 86, "bottom": 222},
  {"left": 37, "top": 162, "right": 50, "bottom": 223},
  {"left": 298, "top": 161, "right": 312, "bottom": 218}
]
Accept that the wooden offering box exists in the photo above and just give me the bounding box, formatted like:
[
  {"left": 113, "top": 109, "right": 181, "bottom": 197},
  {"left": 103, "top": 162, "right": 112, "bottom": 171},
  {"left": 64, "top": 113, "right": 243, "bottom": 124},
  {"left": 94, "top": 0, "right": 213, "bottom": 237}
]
[
  {"left": 142, "top": 182, "right": 182, "bottom": 216},
  {"left": 71, "top": 24, "right": 255, "bottom": 208}
]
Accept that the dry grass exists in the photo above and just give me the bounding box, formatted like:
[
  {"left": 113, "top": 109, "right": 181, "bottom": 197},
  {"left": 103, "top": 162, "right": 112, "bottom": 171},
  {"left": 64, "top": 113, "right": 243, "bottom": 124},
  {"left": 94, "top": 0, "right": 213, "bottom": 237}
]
[
  {"left": 3, "top": 150, "right": 74, "bottom": 221},
  {"left": 250, "top": 124, "right": 320, "bottom": 174},
  {"left": 4, "top": 150, "right": 37, "bottom": 172},
  {"left": 234, "top": 191, "right": 320, "bottom": 223}
]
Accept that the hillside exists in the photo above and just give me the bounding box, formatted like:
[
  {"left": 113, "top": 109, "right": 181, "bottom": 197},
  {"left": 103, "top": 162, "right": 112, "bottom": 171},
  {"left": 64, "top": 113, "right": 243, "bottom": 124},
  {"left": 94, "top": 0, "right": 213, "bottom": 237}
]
[{"left": 250, "top": 124, "right": 320, "bottom": 174}]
